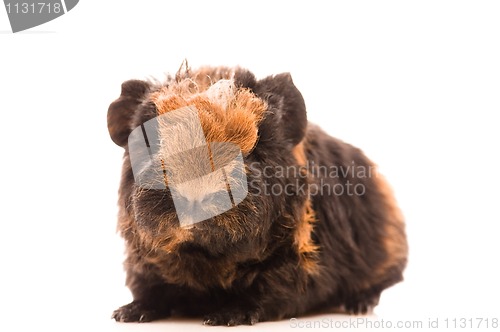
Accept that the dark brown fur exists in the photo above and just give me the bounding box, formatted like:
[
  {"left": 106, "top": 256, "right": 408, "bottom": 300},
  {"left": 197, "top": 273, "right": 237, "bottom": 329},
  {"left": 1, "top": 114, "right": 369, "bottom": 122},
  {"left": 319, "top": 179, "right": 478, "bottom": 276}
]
[{"left": 107, "top": 66, "right": 408, "bottom": 325}]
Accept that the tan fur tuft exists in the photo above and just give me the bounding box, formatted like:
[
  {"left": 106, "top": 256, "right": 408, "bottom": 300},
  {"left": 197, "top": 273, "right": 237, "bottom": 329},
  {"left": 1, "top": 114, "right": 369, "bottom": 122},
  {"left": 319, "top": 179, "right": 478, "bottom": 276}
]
[
  {"left": 151, "top": 74, "right": 266, "bottom": 154},
  {"left": 292, "top": 142, "right": 319, "bottom": 275},
  {"left": 373, "top": 173, "right": 408, "bottom": 280}
]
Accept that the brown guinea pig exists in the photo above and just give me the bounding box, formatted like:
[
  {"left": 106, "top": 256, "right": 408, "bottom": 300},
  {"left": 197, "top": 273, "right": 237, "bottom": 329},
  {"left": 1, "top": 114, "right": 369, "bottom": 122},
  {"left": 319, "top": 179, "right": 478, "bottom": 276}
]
[{"left": 107, "top": 65, "right": 408, "bottom": 326}]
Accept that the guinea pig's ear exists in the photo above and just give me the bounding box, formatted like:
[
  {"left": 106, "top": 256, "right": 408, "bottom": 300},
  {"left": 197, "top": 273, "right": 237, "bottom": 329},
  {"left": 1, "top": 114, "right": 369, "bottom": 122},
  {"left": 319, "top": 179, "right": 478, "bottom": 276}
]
[
  {"left": 107, "top": 80, "right": 151, "bottom": 147},
  {"left": 253, "top": 73, "right": 307, "bottom": 146}
]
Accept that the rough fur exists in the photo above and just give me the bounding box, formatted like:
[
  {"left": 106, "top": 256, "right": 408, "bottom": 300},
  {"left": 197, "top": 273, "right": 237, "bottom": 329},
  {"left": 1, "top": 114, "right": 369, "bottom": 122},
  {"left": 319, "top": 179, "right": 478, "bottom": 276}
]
[{"left": 107, "top": 65, "right": 408, "bottom": 326}]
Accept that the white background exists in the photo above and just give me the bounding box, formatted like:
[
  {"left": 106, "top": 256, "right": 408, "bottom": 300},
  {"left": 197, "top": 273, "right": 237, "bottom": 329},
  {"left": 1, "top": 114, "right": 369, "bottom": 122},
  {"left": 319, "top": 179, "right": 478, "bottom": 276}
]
[{"left": 1, "top": 1, "right": 499, "bottom": 331}]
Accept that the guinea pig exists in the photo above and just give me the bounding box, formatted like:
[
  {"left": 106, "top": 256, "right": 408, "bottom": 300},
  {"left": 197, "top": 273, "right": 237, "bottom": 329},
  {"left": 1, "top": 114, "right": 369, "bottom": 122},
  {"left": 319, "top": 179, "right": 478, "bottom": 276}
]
[{"left": 107, "top": 65, "right": 408, "bottom": 326}]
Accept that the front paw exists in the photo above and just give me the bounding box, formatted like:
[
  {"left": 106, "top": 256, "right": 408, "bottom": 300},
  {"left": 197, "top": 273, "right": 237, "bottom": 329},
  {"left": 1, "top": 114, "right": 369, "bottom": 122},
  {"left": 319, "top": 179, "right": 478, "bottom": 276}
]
[
  {"left": 203, "top": 308, "right": 260, "bottom": 326},
  {"left": 344, "top": 293, "right": 380, "bottom": 314},
  {"left": 112, "top": 300, "right": 170, "bottom": 323}
]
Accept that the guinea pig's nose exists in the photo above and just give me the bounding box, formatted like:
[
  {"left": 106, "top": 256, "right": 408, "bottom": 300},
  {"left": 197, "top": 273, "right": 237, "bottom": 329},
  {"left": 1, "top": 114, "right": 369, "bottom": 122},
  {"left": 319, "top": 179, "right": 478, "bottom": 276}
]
[
  {"left": 173, "top": 195, "right": 202, "bottom": 209},
  {"left": 189, "top": 199, "right": 203, "bottom": 211},
  {"left": 172, "top": 194, "right": 205, "bottom": 213}
]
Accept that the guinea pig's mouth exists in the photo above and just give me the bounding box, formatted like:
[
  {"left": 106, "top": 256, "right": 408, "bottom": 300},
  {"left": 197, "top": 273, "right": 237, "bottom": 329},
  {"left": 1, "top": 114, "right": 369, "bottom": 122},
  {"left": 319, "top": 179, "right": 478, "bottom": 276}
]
[
  {"left": 135, "top": 187, "right": 260, "bottom": 255},
  {"left": 174, "top": 225, "right": 258, "bottom": 259},
  {"left": 179, "top": 216, "right": 226, "bottom": 237},
  {"left": 160, "top": 221, "right": 225, "bottom": 257},
  {"left": 170, "top": 213, "right": 252, "bottom": 253}
]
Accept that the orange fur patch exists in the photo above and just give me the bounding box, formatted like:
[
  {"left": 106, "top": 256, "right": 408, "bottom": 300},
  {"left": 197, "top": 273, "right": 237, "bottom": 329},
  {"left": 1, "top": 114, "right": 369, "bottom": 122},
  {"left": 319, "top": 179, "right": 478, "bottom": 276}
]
[
  {"left": 292, "top": 141, "right": 319, "bottom": 275},
  {"left": 292, "top": 142, "right": 307, "bottom": 165},
  {"left": 373, "top": 173, "right": 408, "bottom": 279},
  {"left": 150, "top": 76, "right": 266, "bottom": 154}
]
